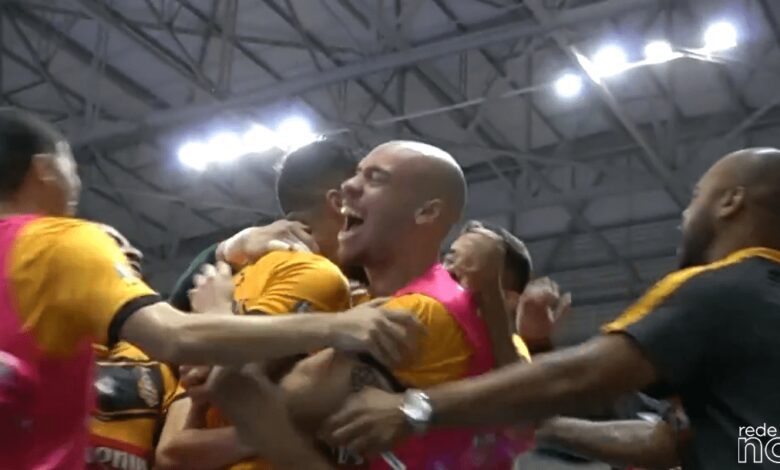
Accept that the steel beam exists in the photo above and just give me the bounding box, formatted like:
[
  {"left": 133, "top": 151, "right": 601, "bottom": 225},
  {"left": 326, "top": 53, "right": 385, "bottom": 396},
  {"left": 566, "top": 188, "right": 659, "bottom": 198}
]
[
  {"left": 76, "top": 0, "right": 217, "bottom": 97},
  {"left": 74, "top": 0, "right": 659, "bottom": 148},
  {"left": 524, "top": 0, "right": 689, "bottom": 209},
  {"left": 6, "top": 3, "right": 168, "bottom": 109}
]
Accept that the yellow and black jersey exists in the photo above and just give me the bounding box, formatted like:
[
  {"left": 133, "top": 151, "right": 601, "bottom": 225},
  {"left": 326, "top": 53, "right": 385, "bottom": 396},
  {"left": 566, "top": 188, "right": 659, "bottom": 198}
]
[
  {"left": 603, "top": 247, "right": 780, "bottom": 470},
  {"left": 209, "top": 250, "right": 351, "bottom": 470},
  {"left": 87, "top": 341, "right": 184, "bottom": 470},
  {"left": 232, "top": 250, "right": 351, "bottom": 316},
  {"left": 383, "top": 294, "right": 473, "bottom": 388}
]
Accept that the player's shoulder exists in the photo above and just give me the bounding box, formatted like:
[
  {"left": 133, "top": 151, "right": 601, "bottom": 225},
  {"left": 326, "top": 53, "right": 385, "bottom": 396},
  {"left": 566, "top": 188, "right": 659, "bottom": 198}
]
[
  {"left": 255, "top": 250, "right": 346, "bottom": 280},
  {"left": 18, "top": 216, "right": 99, "bottom": 240},
  {"left": 655, "top": 253, "right": 770, "bottom": 303},
  {"left": 385, "top": 293, "right": 453, "bottom": 327},
  {"left": 108, "top": 341, "right": 151, "bottom": 362},
  {"left": 14, "top": 216, "right": 113, "bottom": 256}
]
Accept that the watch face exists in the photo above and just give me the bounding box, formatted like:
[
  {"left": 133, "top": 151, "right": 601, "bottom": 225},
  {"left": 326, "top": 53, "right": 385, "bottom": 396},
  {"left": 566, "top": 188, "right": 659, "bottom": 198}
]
[{"left": 404, "top": 392, "right": 432, "bottom": 423}]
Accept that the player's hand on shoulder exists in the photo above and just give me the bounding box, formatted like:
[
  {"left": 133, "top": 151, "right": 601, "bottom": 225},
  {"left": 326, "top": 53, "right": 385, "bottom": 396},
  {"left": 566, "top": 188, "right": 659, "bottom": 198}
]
[
  {"left": 332, "top": 298, "right": 425, "bottom": 367},
  {"left": 218, "top": 220, "right": 319, "bottom": 268}
]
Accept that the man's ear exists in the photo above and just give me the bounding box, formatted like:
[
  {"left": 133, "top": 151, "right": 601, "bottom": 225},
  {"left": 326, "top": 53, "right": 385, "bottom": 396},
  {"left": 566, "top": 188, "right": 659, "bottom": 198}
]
[
  {"left": 717, "top": 186, "right": 746, "bottom": 219},
  {"left": 325, "top": 188, "right": 343, "bottom": 214},
  {"left": 414, "top": 199, "right": 443, "bottom": 225},
  {"left": 30, "top": 153, "right": 57, "bottom": 183}
]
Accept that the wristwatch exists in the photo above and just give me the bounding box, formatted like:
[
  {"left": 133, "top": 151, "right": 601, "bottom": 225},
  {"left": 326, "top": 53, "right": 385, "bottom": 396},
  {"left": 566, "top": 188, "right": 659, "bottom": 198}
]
[{"left": 399, "top": 389, "right": 433, "bottom": 433}]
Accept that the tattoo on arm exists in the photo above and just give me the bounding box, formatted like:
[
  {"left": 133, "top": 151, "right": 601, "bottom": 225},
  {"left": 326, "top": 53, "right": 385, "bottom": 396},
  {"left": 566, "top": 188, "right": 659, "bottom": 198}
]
[{"left": 350, "top": 364, "right": 385, "bottom": 392}]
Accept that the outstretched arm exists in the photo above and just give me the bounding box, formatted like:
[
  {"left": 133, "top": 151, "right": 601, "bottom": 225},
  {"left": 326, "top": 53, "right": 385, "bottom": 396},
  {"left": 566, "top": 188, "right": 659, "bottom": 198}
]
[
  {"left": 120, "top": 300, "right": 423, "bottom": 367},
  {"left": 536, "top": 416, "right": 681, "bottom": 469},
  {"left": 324, "top": 334, "right": 658, "bottom": 455}
]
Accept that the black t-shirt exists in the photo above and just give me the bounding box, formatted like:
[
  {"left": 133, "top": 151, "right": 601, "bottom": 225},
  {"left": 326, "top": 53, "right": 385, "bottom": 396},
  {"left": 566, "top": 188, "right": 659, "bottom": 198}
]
[{"left": 605, "top": 249, "right": 780, "bottom": 470}]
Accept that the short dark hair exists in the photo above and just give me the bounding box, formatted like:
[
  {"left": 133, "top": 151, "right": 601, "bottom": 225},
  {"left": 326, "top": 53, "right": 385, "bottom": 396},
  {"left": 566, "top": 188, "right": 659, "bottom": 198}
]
[
  {"left": 0, "top": 108, "right": 65, "bottom": 197},
  {"left": 276, "top": 139, "right": 356, "bottom": 215},
  {"left": 462, "top": 220, "right": 532, "bottom": 293}
]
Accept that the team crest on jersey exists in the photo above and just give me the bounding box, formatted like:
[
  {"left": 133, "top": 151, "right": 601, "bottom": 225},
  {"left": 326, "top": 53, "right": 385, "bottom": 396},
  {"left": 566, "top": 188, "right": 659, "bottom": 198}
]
[{"left": 137, "top": 368, "right": 159, "bottom": 408}]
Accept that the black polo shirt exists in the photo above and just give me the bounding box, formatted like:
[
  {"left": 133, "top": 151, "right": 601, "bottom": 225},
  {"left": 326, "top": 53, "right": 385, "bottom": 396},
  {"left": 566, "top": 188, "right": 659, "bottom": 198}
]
[{"left": 604, "top": 248, "right": 780, "bottom": 470}]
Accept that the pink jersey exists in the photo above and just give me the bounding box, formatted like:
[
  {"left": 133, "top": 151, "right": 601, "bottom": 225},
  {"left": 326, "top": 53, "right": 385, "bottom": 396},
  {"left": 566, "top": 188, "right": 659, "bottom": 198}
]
[{"left": 0, "top": 215, "right": 158, "bottom": 469}]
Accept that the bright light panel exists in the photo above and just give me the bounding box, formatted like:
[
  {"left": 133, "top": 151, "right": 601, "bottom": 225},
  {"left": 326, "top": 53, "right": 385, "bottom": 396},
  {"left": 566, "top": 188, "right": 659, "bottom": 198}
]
[
  {"left": 207, "top": 132, "right": 243, "bottom": 163},
  {"left": 703, "top": 21, "right": 737, "bottom": 52},
  {"left": 242, "top": 124, "right": 277, "bottom": 155},
  {"left": 276, "top": 116, "right": 316, "bottom": 151},
  {"left": 177, "top": 142, "right": 209, "bottom": 171},
  {"left": 592, "top": 45, "right": 628, "bottom": 78},
  {"left": 644, "top": 40, "right": 675, "bottom": 64},
  {"left": 554, "top": 73, "right": 583, "bottom": 98}
]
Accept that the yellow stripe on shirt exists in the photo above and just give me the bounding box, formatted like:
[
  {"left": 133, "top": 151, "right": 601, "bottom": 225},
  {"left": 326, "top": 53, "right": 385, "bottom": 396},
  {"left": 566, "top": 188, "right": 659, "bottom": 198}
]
[{"left": 603, "top": 247, "right": 780, "bottom": 333}]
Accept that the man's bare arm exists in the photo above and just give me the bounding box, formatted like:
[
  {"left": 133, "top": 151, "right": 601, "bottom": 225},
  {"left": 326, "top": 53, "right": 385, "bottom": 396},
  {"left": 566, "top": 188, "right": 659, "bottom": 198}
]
[
  {"left": 475, "top": 284, "right": 521, "bottom": 367},
  {"left": 155, "top": 398, "right": 255, "bottom": 470},
  {"left": 429, "top": 335, "right": 657, "bottom": 427},
  {"left": 536, "top": 417, "right": 681, "bottom": 469},
  {"left": 120, "top": 302, "right": 422, "bottom": 366}
]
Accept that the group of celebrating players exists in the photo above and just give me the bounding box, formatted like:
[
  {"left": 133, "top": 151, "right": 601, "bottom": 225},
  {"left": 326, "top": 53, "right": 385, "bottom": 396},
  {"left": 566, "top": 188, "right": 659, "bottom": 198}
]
[{"left": 0, "top": 107, "right": 779, "bottom": 470}]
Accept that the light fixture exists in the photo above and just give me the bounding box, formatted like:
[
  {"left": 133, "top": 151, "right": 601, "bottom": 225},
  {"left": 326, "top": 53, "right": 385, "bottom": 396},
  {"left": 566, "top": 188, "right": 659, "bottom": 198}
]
[
  {"left": 242, "top": 124, "right": 278, "bottom": 155},
  {"left": 554, "top": 73, "right": 583, "bottom": 98},
  {"left": 591, "top": 45, "right": 628, "bottom": 78},
  {"left": 276, "top": 116, "right": 316, "bottom": 151},
  {"left": 703, "top": 21, "right": 737, "bottom": 52},
  {"left": 644, "top": 40, "right": 676, "bottom": 64},
  {"left": 207, "top": 132, "right": 243, "bottom": 162},
  {"left": 177, "top": 141, "right": 209, "bottom": 171}
]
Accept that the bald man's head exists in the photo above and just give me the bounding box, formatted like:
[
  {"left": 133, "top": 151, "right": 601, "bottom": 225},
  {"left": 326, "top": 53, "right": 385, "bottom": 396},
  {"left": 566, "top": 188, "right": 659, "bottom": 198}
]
[
  {"left": 372, "top": 140, "right": 466, "bottom": 223},
  {"left": 338, "top": 140, "right": 467, "bottom": 267},
  {"left": 679, "top": 147, "right": 780, "bottom": 268}
]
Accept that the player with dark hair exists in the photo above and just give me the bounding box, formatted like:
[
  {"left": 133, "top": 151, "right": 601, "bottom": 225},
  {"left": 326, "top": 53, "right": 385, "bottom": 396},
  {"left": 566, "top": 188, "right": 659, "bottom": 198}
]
[
  {"left": 445, "top": 220, "right": 534, "bottom": 364},
  {"left": 157, "top": 139, "right": 370, "bottom": 470},
  {"left": 0, "top": 109, "right": 422, "bottom": 469}
]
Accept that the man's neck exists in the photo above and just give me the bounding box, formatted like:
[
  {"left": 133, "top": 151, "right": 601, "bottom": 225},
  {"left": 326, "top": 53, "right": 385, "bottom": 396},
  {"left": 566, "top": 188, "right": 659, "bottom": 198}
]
[
  {"left": 0, "top": 199, "right": 39, "bottom": 218},
  {"left": 365, "top": 248, "right": 440, "bottom": 297}
]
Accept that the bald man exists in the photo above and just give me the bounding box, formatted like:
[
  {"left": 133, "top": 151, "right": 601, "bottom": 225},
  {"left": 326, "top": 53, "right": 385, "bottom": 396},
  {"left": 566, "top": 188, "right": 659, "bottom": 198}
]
[
  {"left": 231, "top": 141, "right": 512, "bottom": 468},
  {"left": 324, "top": 148, "right": 780, "bottom": 470}
]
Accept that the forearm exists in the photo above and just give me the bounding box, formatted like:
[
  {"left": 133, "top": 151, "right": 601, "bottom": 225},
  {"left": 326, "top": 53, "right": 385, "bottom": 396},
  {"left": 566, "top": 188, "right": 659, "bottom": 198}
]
[
  {"left": 428, "top": 337, "right": 648, "bottom": 427},
  {"left": 123, "top": 304, "right": 343, "bottom": 365},
  {"left": 155, "top": 427, "right": 255, "bottom": 470},
  {"left": 537, "top": 417, "right": 681, "bottom": 469},
  {"left": 475, "top": 286, "right": 518, "bottom": 367}
]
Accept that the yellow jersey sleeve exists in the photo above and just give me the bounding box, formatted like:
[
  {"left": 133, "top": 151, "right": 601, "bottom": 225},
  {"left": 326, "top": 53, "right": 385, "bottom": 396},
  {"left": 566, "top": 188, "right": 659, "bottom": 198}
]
[
  {"left": 386, "top": 294, "right": 472, "bottom": 387},
  {"left": 233, "top": 251, "right": 350, "bottom": 315},
  {"left": 9, "top": 218, "right": 159, "bottom": 355}
]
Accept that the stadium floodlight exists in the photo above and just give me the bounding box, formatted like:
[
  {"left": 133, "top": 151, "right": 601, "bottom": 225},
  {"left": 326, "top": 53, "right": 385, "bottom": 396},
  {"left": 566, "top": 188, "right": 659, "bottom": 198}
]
[
  {"left": 591, "top": 44, "right": 628, "bottom": 78},
  {"left": 554, "top": 73, "right": 583, "bottom": 98},
  {"left": 703, "top": 21, "right": 737, "bottom": 52},
  {"left": 644, "top": 40, "right": 676, "bottom": 64},
  {"left": 276, "top": 116, "right": 316, "bottom": 151},
  {"left": 207, "top": 132, "right": 243, "bottom": 162},
  {"left": 177, "top": 141, "right": 209, "bottom": 171},
  {"left": 242, "top": 124, "right": 278, "bottom": 155}
]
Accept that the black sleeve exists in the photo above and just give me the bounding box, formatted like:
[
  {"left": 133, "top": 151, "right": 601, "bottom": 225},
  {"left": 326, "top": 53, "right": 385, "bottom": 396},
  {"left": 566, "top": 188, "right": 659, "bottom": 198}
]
[
  {"left": 617, "top": 272, "right": 727, "bottom": 393},
  {"left": 168, "top": 243, "right": 219, "bottom": 311}
]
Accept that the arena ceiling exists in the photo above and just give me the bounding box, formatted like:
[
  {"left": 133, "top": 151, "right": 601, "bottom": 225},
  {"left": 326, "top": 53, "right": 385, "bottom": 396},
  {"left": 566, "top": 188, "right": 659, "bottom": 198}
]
[{"left": 2, "top": 0, "right": 778, "bottom": 342}]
